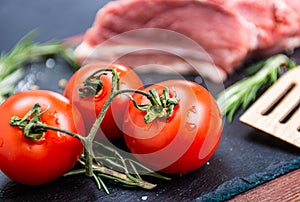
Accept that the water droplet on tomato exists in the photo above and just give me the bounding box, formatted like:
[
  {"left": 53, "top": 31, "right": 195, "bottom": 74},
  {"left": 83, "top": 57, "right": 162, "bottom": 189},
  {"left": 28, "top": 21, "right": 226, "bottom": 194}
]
[
  {"left": 185, "top": 122, "right": 197, "bottom": 131},
  {"left": 57, "top": 132, "right": 62, "bottom": 138},
  {"left": 49, "top": 111, "right": 60, "bottom": 125},
  {"left": 55, "top": 118, "right": 60, "bottom": 125},
  {"left": 187, "top": 105, "right": 197, "bottom": 117}
]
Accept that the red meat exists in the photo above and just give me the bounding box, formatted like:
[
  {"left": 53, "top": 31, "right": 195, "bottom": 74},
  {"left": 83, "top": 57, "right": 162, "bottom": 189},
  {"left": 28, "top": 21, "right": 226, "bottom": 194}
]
[
  {"left": 75, "top": 0, "right": 300, "bottom": 82},
  {"left": 225, "top": 0, "right": 300, "bottom": 55}
]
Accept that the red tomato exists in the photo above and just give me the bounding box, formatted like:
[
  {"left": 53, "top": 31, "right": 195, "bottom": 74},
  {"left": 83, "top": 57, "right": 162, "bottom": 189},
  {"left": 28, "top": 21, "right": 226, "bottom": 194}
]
[
  {"left": 123, "top": 80, "right": 222, "bottom": 174},
  {"left": 64, "top": 62, "right": 143, "bottom": 141},
  {"left": 0, "top": 90, "right": 85, "bottom": 185}
]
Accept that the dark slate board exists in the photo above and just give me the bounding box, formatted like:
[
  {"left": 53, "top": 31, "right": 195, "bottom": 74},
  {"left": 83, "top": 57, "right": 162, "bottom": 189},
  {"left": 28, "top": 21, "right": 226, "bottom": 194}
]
[{"left": 1, "top": 1, "right": 300, "bottom": 201}]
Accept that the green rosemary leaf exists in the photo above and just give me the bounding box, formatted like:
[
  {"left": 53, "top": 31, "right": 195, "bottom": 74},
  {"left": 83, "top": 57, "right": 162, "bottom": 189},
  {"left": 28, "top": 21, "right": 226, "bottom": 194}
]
[
  {"left": 242, "top": 84, "right": 259, "bottom": 109},
  {"left": 244, "top": 59, "right": 266, "bottom": 76},
  {"left": 0, "top": 69, "right": 24, "bottom": 95},
  {"left": 217, "top": 54, "right": 296, "bottom": 123},
  {"left": 97, "top": 175, "right": 110, "bottom": 194},
  {"left": 125, "top": 159, "right": 171, "bottom": 180},
  {"left": 226, "top": 99, "right": 240, "bottom": 123},
  {"left": 0, "top": 30, "right": 79, "bottom": 104}
]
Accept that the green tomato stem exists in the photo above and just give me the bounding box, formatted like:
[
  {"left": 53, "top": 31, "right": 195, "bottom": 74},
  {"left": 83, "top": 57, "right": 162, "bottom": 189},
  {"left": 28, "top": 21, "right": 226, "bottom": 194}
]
[
  {"left": 9, "top": 68, "right": 174, "bottom": 192},
  {"left": 9, "top": 103, "right": 159, "bottom": 190},
  {"left": 85, "top": 68, "right": 179, "bottom": 141}
]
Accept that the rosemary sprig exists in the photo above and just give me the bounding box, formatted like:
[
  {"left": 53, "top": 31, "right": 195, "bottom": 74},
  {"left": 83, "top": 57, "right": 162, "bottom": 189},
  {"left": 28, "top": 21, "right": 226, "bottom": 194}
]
[
  {"left": 93, "top": 141, "right": 170, "bottom": 180},
  {"left": 0, "top": 31, "right": 79, "bottom": 104},
  {"left": 217, "top": 54, "right": 296, "bottom": 123},
  {"left": 64, "top": 141, "right": 170, "bottom": 194}
]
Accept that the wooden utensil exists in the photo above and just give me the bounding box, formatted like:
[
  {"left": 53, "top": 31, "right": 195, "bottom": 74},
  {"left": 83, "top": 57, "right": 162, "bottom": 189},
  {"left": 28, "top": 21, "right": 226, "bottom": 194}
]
[{"left": 240, "top": 66, "right": 300, "bottom": 148}]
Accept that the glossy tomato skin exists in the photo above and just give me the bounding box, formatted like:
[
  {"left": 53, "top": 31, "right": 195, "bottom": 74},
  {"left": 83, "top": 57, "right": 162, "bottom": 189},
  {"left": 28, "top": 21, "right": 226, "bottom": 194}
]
[
  {"left": 123, "top": 80, "right": 222, "bottom": 174},
  {"left": 64, "top": 62, "right": 143, "bottom": 141},
  {"left": 0, "top": 90, "right": 85, "bottom": 185}
]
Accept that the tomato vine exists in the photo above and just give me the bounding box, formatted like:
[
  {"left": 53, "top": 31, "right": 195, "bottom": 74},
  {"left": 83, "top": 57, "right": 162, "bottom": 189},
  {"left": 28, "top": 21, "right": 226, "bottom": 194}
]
[{"left": 8, "top": 68, "right": 175, "bottom": 193}]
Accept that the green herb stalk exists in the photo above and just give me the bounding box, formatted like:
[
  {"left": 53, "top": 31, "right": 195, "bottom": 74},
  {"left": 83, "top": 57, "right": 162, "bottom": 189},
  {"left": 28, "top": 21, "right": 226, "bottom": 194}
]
[
  {"left": 0, "top": 31, "right": 79, "bottom": 104},
  {"left": 217, "top": 54, "right": 296, "bottom": 123}
]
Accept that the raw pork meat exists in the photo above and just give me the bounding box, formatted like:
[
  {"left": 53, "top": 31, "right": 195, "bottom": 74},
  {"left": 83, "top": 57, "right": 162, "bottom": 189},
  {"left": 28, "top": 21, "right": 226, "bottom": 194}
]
[
  {"left": 75, "top": 0, "right": 300, "bottom": 82},
  {"left": 225, "top": 0, "right": 300, "bottom": 55}
]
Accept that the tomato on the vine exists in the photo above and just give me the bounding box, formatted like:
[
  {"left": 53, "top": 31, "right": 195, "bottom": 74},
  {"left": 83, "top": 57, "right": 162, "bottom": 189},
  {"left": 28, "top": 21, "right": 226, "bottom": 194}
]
[
  {"left": 0, "top": 90, "right": 85, "bottom": 185},
  {"left": 122, "top": 80, "right": 222, "bottom": 174},
  {"left": 64, "top": 62, "right": 143, "bottom": 141}
]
